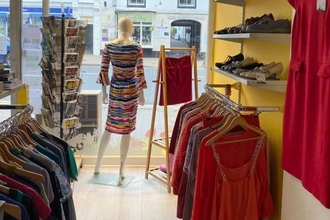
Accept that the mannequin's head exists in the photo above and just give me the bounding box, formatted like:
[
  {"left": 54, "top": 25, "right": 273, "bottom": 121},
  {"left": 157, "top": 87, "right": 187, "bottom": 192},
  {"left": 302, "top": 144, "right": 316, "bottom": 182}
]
[{"left": 118, "top": 17, "right": 133, "bottom": 35}]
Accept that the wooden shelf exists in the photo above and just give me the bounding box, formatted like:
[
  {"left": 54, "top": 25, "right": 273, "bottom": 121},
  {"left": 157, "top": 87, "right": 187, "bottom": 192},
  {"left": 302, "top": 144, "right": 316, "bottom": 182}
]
[
  {"left": 214, "top": 0, "right": 246, "bottom": 7},
  {"left": 213, "top": 33, "right": 291, "bottom": 45},
  {"left": 0, "top": 84, "right": 25, "bottom": 99},
  {"left": 151, "top": 137, "right": 171, "bottom": 150},
  {"left": 211, "top": 67, "right": 287, "bottom": 93},
  {"left": 147, "top": 168, "right": 170, "bottom": 184}
]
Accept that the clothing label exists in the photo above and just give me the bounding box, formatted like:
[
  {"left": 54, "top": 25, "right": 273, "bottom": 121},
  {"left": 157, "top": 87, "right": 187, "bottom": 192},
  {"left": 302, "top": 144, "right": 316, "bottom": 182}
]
[{"left": 317, "top": 0, "right": 326, "bottom": 12}]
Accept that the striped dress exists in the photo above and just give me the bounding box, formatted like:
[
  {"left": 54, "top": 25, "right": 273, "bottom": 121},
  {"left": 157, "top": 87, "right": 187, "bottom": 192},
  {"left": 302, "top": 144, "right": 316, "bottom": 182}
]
[{"left": 97, "top": 42, "right": 147, "bottom": 134}]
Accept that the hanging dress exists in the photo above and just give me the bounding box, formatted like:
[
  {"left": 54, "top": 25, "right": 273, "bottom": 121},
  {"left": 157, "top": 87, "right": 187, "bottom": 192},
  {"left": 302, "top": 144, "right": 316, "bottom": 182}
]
[
  {"left": 282, "top": 0, "right": 330, "bottom": 207},
  {"left": 192, "top": 130, "right": 273, "bottom": 220},
  {"left": 97, "top": 43, "right": 147, "bottom": 134},
  {"left": 210, "top": 135, "right": 272, "bottom": 220}
]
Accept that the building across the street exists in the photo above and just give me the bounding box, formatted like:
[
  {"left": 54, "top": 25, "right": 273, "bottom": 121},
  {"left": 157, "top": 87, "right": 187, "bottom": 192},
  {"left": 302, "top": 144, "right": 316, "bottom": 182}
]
[{"left": 0, "top": 0, "right": 209, "bottom": 58}]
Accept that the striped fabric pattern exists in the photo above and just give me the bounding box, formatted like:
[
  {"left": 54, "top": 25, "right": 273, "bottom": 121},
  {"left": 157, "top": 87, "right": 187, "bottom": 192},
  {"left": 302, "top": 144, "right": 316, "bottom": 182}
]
[{"left": 99, "top": 43, "right": 147, "bottom": 134}]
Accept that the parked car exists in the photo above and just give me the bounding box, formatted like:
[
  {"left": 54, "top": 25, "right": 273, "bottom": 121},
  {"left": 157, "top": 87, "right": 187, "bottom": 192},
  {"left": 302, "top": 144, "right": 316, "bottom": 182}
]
[{"left": 0, "top": 33, "right": 10, "bottom": 67}]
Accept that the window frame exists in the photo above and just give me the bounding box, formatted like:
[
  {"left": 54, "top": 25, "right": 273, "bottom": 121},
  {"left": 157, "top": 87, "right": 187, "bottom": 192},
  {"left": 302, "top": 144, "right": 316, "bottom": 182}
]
[
  {"left": 130, "top": 22, "right": 153, "bottom": 47},
  {"left": 177, "top": 0, "right": 197, "bottom": 8},
  {"left": 127, "top": 0, "right": 146, "bottom": 8}
]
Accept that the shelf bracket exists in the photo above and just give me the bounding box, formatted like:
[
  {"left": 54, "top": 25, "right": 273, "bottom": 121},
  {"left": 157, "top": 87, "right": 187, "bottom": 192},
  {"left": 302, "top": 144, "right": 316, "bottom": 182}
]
[{"left": 207, "top": 82, "right": 242, "bottom": 105}]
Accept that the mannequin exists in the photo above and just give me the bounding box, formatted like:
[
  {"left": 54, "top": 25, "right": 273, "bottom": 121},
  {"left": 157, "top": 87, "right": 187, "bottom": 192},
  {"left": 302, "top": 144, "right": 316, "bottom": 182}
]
[
  {"left": 101, "top": 86, "right": 108, "bottom": 104},
  {"left": 94, "top": 17, "right": 147, "bottom": 185}
]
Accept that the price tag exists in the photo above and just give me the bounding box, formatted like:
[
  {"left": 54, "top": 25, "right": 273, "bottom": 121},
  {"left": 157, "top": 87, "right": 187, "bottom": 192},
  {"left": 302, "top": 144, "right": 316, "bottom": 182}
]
[
  {"left": 317, "top": 0, "right": 326, "bottom": 11},
  {"left": 62, "top": 118, "right": 77, "bottom": 129},
  {"left": 18, "top": 115, "right": 25, "bottom": 123},
  {"left": 256, "top": 72, "right": 267, "bottom": 84}
]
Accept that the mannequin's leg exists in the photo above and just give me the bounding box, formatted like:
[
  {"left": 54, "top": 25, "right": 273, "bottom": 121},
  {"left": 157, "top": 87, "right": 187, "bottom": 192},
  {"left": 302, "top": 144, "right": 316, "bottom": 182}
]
[
  {"left": 102, "top": 86, "right": 108, "bottom": 104},
  {"left": 94, "top": 130, "right": 112, "bottom": 174},
  {"left": 117, "top": 134, "right": 131, "bottom": 185}
]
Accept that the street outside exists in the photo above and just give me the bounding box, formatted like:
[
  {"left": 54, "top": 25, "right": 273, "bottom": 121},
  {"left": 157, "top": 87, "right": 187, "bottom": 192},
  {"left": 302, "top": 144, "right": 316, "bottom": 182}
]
[{"left": 0, "top": 40, "right": 207, "bottom": 157}]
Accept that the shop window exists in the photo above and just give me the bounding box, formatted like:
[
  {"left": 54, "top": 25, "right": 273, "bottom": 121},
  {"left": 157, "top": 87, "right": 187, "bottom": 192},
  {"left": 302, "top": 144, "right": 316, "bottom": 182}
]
[
  {"left": 178, "top": 0, "right": 196, "bottom": 8},
  {"left": 131, "top": 22, "right": 152, "bottom": 46},
  {"left": 127, "top": 0, "right": 146, "bottom": 7}
]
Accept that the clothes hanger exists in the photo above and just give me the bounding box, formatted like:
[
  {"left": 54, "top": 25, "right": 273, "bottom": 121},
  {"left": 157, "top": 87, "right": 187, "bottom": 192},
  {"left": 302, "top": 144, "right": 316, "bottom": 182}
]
[
  {"left": 205, "top": 114, "right": 266, "bottom": 146},
  {"left": 0, "top": 138, "right": 14, "bottom": 149},
  {"left": 0, "top": 156, "right": 45, "bottom": 183},
  {"left": 0, "top": 148, "right": 10, "bottom": 164},
  {"left": 1, "top": 202, "right": 22, "bottom": 220},
  {"left": 0, "top": 142, "right": 26, "bottom": 167},
  {"left": 12, "top": 128, "right": 37, "bottom": 147},
  {"left": 0, "top": 184, "right": 9, "bottom": 195},
  {"left": 196, "top": 93, "right": 213, "bottom": 108},
  {"left": 6, "top": 132, "right": 30, "bottom": 149}
]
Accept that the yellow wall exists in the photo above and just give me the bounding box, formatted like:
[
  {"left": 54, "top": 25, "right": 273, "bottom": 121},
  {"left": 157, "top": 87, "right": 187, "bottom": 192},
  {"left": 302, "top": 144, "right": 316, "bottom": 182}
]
[{"left": 211, "top": 1, "right": 292, "bottom": 219}]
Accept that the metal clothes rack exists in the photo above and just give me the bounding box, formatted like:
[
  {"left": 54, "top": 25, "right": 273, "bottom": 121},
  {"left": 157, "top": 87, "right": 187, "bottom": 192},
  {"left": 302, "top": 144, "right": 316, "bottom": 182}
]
[
  {"left": 60, "top": 13, "right": 65, "bottom": 139},
  {"left": 145, "top": 45, "right": 199, "bottom": 193},
  {"left": 0, "top": 104, "right": 34, "bottom": 135},
  {"left": 205, "top": 83, "right": 281, "bottom": 113}
]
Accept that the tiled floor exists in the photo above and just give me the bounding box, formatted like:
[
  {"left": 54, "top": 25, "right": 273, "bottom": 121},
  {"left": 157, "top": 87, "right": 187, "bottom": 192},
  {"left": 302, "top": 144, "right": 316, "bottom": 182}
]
[{"left": 72, "top": 166, "right": 178, "bottom": 220}]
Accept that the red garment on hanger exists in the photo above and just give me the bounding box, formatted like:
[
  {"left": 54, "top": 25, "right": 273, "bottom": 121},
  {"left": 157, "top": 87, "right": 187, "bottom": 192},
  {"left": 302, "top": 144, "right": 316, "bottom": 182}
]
[
  {"left": 282, "top": 0, "right": 330, "bottom": 207},
  {"left": 192, "top": 129, "right": 273, "bottom": 220},
  {"left": 181, "top": 114, "right": 261, "bottom": 220},
  {"left": 159, "top": 55, "right": 192, "bottom": 106},
  {"left": 171, "top": 110, "right": 213, "bottom": 195}
]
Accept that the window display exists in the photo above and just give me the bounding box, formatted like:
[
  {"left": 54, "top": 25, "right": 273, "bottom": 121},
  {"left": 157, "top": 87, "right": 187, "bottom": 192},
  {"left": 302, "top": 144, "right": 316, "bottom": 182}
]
[{"left": 131, "top": 22, "right": 152, "bottom": 46}]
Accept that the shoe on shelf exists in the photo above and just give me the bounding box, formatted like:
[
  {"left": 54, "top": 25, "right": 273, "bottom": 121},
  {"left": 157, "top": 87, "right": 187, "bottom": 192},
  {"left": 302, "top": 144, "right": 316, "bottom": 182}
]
[
  {"left": 214, "top": 27, "right": 230, "bottom": 34},
  {"left": 242, "top": 62, "right": 276, "bottom": 78},
  {"left": 245, "top": 18, "right": 291, "bottom": 33},
  {"left": 215, "top": 53, "right": 244, "bottom": 68},
  {"left": 232, "top": 62, "right": 264, "bottom": 75},
  {"left": 227, "top": 57, "right": 255, "bottom": 72},
  {"left": 240, "top": 61, "right": 277, "bottom": 77},
  {"left": 214, "top": 24, "right": 243, "bottom": 34},
  {"left": 241, "top": 13, "right": 274, "bottom": 32},
  {"left": 244, "top": 62, "right": 283, "bottom": 79}
]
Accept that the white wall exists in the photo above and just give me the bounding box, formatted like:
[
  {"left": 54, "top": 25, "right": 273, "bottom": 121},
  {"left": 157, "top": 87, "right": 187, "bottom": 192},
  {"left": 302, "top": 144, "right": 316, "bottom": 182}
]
[{"left": 282, "top": 172, "right": 330, "bottom": 220}]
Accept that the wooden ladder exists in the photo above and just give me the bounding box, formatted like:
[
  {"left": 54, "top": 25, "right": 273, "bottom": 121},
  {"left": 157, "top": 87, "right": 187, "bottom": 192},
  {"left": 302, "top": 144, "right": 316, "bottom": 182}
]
[{"left": 144, "top": 45, "right": 199, "bottom": 193}]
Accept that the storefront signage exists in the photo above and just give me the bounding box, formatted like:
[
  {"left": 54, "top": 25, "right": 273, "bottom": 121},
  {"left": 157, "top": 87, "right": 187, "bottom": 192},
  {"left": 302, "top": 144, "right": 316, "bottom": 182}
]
[
  {"left": 167, "top": 14, "right": 205, "bottom": 21},
  {"left": 0, "top": 7, "right": 72, "bottom": 15},
  {"left": 154, "top": 24, "right": 170, "bottom": 39},
  {"left": 118, "top": 13, "right": 153, "bottom": 23}
]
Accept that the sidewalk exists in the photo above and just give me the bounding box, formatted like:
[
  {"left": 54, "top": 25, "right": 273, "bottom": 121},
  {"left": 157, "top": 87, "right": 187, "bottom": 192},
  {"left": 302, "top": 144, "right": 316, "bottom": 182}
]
[{"left": 82, "top": 54, "right": 205, "bottom": 68}]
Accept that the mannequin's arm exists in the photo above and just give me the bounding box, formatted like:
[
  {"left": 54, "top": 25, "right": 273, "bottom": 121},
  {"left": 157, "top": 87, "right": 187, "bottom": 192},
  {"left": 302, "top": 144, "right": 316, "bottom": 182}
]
[
  {"left": 136, "top": 46, "right": 147, "bottom": 89},
  {"left": 139, "top": 89, "right": 146, "bottom": 106},
  {"left": 99, "top": 46, "right": 111, "bottom": 86}
]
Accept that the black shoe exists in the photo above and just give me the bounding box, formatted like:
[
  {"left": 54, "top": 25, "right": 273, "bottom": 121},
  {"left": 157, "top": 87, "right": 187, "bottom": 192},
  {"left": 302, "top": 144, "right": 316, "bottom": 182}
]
[{"left": 215, "top": 53, "right": 244, "bottom": 69}]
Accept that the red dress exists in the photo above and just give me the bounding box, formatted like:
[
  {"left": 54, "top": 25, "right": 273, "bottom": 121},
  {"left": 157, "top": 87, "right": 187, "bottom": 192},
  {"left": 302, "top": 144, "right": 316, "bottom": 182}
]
[
  {"left": 192, "top": 129, "right": 273, "bottom": 220},
  {"left": 282, "top": 0, "right": 330, "bottom": 207},
  {"left": 211, "top": 135, "right": 272, "bottom": 220}
]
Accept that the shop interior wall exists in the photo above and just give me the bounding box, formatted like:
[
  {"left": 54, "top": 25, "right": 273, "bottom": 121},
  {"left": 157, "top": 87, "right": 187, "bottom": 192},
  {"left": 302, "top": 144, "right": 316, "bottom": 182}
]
[{"left": 211, "top": 0, "right": 291, "bottom": 219}]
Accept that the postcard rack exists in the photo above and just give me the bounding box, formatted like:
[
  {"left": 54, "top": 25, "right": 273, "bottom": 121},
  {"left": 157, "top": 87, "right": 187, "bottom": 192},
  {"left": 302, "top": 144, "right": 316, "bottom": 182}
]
[{"left": 39, "top": 14, "right": 87, "bottom": 139}]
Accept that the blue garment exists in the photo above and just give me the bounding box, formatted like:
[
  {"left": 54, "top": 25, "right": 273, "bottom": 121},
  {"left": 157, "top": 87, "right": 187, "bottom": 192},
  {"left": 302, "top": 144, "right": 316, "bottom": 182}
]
[
  {"left": 35, "top": 145, "right": 60, "bottom": 165},
  {"left": 0, "top": 193, "right": 30, "bottom": 220}
]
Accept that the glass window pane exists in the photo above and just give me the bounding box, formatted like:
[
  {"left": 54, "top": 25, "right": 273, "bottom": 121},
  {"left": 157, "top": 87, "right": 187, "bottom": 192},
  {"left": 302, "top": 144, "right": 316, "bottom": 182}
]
[
  {"left": 131, "top": 26, "right": 141, "bottom": 44},
  {"left": 128, "top": 0, "right": 145, "bottom": 5},
  {"left": 142, "top": 26, "right": 151, "bottom": 46}
]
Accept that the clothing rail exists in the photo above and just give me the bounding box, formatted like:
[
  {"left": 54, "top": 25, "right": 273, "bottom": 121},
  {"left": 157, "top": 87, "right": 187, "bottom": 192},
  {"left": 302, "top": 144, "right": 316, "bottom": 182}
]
[
  {"left": 205, "top": 84, "right": 281, "bottom": 113},
  {"left": 0, "top": 104, "right": 29, "bottom": 110},
  {"left": 0, "top": 104, "right": 34, "bottom": 134}
]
